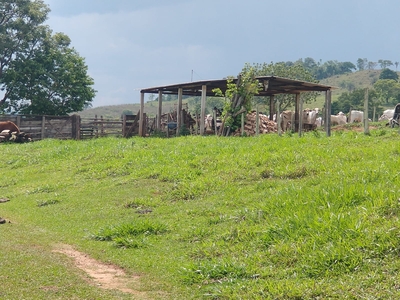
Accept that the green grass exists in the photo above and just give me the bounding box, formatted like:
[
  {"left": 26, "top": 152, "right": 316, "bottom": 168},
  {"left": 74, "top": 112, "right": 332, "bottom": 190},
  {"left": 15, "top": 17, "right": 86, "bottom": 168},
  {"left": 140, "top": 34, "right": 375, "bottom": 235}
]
[{"left": 1, "top": 128, "right": 400, "bottom": 299}]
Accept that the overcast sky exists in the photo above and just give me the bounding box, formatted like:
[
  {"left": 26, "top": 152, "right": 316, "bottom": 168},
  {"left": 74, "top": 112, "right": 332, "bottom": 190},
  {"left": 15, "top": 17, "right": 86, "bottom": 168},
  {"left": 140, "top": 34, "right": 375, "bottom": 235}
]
[{"left": 43, "top": 0, "right": 400, "bottom": 107}]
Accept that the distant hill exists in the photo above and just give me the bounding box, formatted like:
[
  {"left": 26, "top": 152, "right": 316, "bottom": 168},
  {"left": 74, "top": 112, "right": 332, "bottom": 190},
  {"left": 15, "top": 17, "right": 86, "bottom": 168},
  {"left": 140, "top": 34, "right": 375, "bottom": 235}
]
[
  {"left": 320, "top": 69, "right": 382, "bottom": 94},
  {"left": 74, "top": 101, "right": 182, "bottom": 120},
  {"left": 75, "top": 69, "right": 399, "bottom": 119}
]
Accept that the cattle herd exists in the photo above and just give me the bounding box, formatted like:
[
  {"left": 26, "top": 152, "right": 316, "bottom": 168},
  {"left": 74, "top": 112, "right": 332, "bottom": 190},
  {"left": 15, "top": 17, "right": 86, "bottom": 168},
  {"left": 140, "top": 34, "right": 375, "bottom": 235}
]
[
  {"left": 278, "top": 108, "right": 371, "bottom": 131},
  {"left": 204, "top": 106, "right": 399, "bottom": 135},
  {"left": 0, "top": 121, "right": 32, "bottom": 143}
]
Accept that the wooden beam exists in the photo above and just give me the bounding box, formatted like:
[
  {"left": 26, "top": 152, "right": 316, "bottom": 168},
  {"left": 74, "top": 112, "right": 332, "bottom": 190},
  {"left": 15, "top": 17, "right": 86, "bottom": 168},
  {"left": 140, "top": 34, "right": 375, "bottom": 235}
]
[
  {"left": 176, "top": 88, "right": 183, "bottom": 136},
  {"left": 200, "top": 85, "right": 206, "bottom": 135},
  {"left": 325, "top": 90, "right": 331, "bottom": 137},
  {"left": 364, "top": 88, "right": 370, "bottom": 135},
  {"left": 298, "top": 93, "right": 303, "bottom": 137},
  {"left": 277, "top": 98, "right": 282, "bottom": 136},
  {"left": 139, "top": 92, "right": 144, "bottom": 136},
  {"left": 158, "top": 90, "right": 162, "bottom": 130},
  {"left": 294, "top": 93, "right": 300, "bottom": 132},
  {"left": 269, "top": 95, "right": 275, "bottom": 120}
]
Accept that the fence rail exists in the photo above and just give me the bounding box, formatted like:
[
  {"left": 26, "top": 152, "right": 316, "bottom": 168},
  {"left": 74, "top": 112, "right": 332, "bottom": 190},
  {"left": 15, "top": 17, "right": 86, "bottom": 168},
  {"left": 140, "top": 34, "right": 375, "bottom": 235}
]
[{"left": 0, "top": 114, "right": 138, "bottom": 140}]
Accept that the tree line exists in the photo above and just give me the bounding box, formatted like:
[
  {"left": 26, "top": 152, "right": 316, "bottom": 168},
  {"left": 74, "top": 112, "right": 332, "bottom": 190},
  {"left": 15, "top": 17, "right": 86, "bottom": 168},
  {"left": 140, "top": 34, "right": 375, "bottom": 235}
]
[{"left": 289, "top": 57, "right": 399, "bottom": 80}]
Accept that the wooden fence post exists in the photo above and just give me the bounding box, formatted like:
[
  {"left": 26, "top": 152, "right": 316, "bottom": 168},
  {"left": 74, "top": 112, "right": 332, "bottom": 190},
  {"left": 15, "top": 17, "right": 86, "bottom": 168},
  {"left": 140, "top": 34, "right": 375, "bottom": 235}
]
[
  {"left": 122, "top": 114, "right": 126, "bottom": 137},
  {"left": 41, "top": 116, "right": 46, "bottom": 140},
  {"left": 71, "top": 114, "right": 81, "bottom": 140}
]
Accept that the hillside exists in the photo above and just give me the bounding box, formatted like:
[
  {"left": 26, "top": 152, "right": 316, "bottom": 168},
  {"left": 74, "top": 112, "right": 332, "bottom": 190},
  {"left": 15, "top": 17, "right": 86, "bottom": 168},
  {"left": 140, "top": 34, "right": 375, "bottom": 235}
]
[{"left": 320, "top": 69, "right": 382, "bottom": 93}]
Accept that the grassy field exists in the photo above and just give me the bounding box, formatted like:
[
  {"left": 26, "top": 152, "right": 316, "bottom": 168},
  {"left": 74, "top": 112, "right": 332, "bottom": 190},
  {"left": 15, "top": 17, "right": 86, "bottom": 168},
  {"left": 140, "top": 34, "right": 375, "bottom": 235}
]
[{"left": 1, "top": 126, "right": 400, "bottom": 299}]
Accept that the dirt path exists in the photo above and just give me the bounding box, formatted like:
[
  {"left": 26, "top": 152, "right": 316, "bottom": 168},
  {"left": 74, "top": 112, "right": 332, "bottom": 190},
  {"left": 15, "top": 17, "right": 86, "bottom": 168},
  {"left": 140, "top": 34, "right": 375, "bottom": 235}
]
[{"left": 53, "top": 244, "right": 148, "bottom": 297}]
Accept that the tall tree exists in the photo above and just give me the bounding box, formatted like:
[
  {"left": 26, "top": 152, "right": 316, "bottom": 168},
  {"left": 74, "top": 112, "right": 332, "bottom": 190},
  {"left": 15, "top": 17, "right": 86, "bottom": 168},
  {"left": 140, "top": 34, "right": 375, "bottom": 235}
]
[
  {"left": 379, "top": 68, "right": 399, "bottom": 81},
  {"left": 356, "top": 58, "right": 368, "bottom": 71},
  {"left": 373, "top": 79, "right": 400, "bottom": 104},
  {"left": 4, "top": 32, "right": 96, "bottom": 115},
  {"left": 0, "top": 0, "right": 96, "bottom": 115},
  {"left": 0, "top": 0, "right": 49, "bottom": 104},
  {"left": 378, "top": 59, "right": 393, "bottom": 69},
  {"left": 367, "top": 61, "right": 378, "bottom": 70}
]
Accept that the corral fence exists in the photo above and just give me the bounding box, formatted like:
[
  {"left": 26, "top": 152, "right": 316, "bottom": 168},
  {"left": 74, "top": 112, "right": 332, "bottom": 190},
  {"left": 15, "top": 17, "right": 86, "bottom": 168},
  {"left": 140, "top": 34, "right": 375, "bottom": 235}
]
[{"left": 0, "top": 114, "right": 147, "bottom": 141}]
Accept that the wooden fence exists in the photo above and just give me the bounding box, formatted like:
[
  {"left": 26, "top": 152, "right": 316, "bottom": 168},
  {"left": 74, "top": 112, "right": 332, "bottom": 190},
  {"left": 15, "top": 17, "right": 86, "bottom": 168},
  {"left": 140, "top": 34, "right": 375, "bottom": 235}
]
[{"left": 0, "top": 114, "right": 145, "bottom": 140}]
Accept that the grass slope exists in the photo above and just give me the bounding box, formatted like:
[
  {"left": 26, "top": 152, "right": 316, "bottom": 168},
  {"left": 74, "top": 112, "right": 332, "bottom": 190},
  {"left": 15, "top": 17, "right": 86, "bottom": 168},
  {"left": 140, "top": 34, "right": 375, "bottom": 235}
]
[{"left": 1, "top": 128, "right": 400, "bottom": 299}]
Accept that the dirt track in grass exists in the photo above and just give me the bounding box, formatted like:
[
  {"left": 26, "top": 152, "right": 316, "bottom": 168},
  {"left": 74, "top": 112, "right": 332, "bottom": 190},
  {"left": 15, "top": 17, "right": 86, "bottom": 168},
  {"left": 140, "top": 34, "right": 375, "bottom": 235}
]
[{"left": 53, "top": 244, "right": 151, "bottom": 298}]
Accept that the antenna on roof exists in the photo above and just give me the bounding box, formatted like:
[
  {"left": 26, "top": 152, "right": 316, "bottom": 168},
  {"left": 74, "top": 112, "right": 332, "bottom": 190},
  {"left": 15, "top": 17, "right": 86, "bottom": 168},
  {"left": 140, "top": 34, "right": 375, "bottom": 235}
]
[{"left": 191, "top": 70, "right": 193, "bottom": 82}]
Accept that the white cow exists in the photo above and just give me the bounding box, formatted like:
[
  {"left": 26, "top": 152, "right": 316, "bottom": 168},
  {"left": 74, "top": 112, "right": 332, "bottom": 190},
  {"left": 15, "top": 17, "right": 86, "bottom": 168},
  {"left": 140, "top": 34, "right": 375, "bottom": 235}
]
[
  {"left": 331, "top": 112, "right": 347, "bottom": 126},
  {"left": 349, "top": 110, "right": 363, "bottom": 123},
  {"left": 303, "top": 108, "right": 319, "bottom": 130},
  {"left": 280, "top": 109, "right": 320, "bottom": 131},
  {"left": 205, "top": 114, "right": 222, "bottom": 132},
  {"left": 315, "top": 117, "right": 323, "bottom": 127},
  {"left": 280, "top": 110, "right": 294, "bottom": 131},
  {"left": 378, "top": 109, "right": 394, "bottom": 121}
]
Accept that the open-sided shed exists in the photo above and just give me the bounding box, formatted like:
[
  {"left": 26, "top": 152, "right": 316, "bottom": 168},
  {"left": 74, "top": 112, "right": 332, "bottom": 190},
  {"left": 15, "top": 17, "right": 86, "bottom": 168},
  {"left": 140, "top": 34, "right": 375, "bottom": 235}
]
[{"left": 139, "top": 76, "right": 334, "bottom": 136}]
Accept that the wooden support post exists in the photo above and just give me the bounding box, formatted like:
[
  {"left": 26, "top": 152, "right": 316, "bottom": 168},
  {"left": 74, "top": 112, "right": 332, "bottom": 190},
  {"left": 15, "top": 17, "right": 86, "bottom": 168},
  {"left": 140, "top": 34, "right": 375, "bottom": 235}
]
[
  {"left": 256, "top": 106, "right": 259, "bottom": 136},
  {"left": 241, "top": 110, "right": 245, "bottom": 136},
  {"left": 294, "top": 93, "right": 300, "bottom": 132},
  {"left": 269, "top": 95, "right": 274, "bottom": 120},
  {"left": 325, "top": 90, "right": 331, "bottom": 137},
  {"left": 211, "top": 109, "right": 216, "bottom": 136},
  {"left": 298, "top": 94, "right": 303, "bottom": 137},
  {"left": 139, "top": 92, "right": 144, "bottom": 137},
  {"left": 269, "top": 95, "right": 275, "bottom": 121},
  {"left": 158, "top": 90, "right": 162, "bottom": 130},
  {"left": 200, "top": 85, "right": 206, "bottom": 135},
  {"left": 277, "top": 98, "right": 281, "bottom": 136},
  {"left": 176, "top": 88, "right": 183, "bottom": 137},
  {"left": 364, "top": 88, "right": 370, "bottom": 135},
  {"left": 166, "top": 113, "right": 170, "bottom": 138}
]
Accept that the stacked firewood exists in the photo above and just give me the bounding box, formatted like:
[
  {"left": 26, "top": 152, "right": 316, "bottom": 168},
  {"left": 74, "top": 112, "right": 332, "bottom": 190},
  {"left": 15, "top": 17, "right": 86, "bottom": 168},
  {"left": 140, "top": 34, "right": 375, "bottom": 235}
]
[
  {"left": 232, "top": 112, "right": 277, "bottom": 136},
  {"left": 0, "top": 130, "right": 32, "bottom": 143}
]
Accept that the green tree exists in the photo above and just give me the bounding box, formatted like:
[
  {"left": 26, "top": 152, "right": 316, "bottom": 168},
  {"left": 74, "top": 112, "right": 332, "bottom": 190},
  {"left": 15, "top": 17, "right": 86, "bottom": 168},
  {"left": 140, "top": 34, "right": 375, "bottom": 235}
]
[
  {"left": 243, "top": 61, "right": 319, "bottom": 111},
  {"left": 1, "top": 0, "right": 49, "bottom": 105},
  {"left": 0, "top": 0, "right": 96, "bottom": 115},
  {"left": 378, "top": 59, "right": 393, "bottom": 69},
  {"left": 356, "top": 58, "right": 368, "bottom": 71},
  {"left": 333, "top": 88, "right": 379, "bottom": 116},
  {"left": 367, "top": 61, "right": 377, "bottom": 70},
  {"left": 379, "top": 68, "right": 399, "bottom": 81},
  {"left": 3, "top": 32, "right": 96, "bottom": 115},
  {"left": 373, "top": 79, "right": 400, "bottom": 104}
]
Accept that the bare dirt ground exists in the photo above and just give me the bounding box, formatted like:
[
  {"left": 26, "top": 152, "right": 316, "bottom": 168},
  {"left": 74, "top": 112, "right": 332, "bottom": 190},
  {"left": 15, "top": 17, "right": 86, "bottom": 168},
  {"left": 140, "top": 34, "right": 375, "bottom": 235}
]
[{"left": 53, "top": 244, "right": 150, "bottom": 298}]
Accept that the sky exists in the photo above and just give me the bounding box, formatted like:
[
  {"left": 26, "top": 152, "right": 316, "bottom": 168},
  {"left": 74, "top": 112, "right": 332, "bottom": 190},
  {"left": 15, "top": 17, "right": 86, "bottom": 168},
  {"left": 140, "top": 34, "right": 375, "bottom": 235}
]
[{"left": 43, "top": 0, "right": 400, "bottom": 107}]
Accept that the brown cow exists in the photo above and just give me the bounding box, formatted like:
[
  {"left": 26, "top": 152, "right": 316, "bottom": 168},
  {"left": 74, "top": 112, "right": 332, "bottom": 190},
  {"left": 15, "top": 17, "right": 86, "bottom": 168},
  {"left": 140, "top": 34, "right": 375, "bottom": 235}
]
[{"left": 0, "top": 121, "right": 20, "bottom": 134}]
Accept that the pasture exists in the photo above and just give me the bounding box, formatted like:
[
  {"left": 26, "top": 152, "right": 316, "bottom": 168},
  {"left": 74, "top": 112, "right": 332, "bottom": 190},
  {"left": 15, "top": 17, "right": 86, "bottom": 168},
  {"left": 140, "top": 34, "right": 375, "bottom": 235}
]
[{"left": 1, "top": 127, "right": 400, "bottom": 299}]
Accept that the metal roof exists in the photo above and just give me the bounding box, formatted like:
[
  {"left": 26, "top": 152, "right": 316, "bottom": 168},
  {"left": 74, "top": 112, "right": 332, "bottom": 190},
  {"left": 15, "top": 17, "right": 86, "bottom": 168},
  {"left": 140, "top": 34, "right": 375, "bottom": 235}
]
[{"left": 140, "top": 76, "right": 334, "bottom": 97}]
